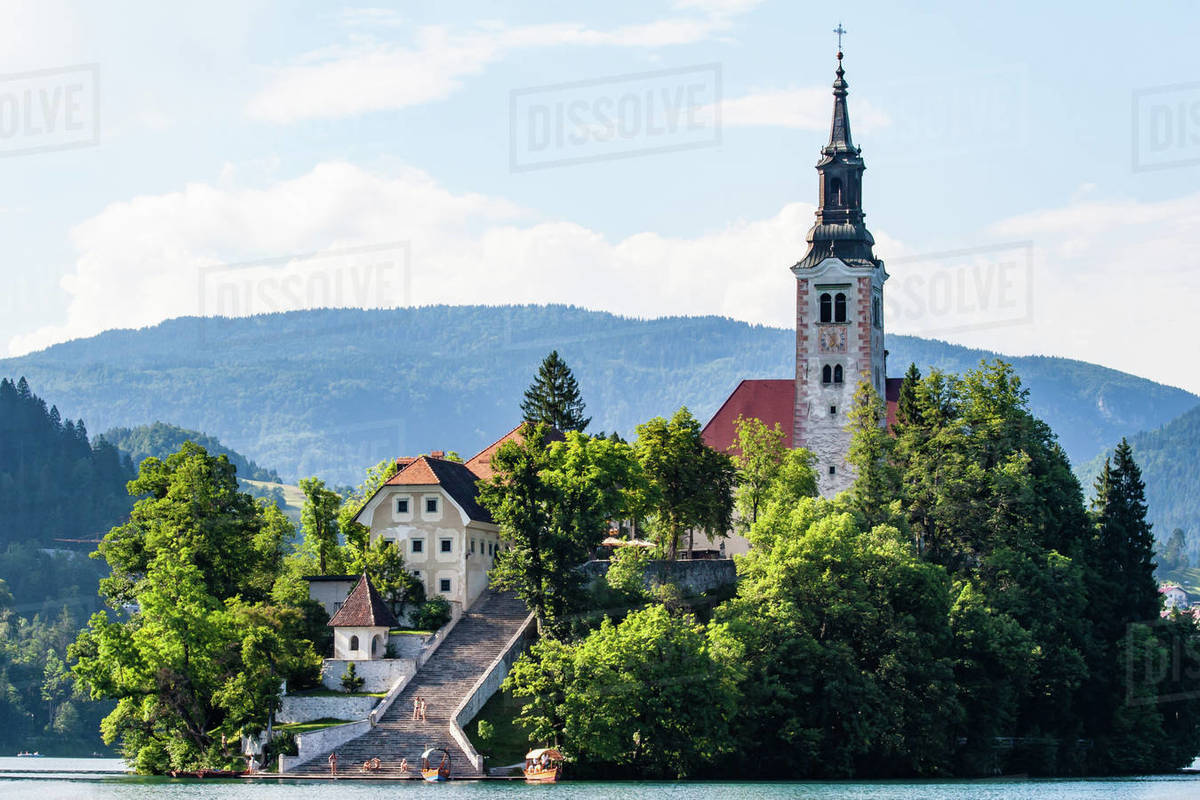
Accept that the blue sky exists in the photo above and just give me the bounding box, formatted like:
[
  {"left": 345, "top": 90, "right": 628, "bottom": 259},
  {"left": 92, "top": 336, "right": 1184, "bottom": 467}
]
[{"left": 1, "top": 0, "right": 1198, "bottom": 393}]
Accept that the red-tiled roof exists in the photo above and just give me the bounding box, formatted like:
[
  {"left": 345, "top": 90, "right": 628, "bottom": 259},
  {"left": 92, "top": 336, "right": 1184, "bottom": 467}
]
[
  {"left": 464, "top": 424, "right": 566, "bottom": 480},
  {"left": 384, "top": 455, "right": 494, "bottom": 523},
  {"left": 885, "top": 376, "right": 903, "bottom": 431},
  {"left": 327, "top": 574, "right": 398, "bottom": 628},
  {"left": 701, "top": 379, "right": 795, "bottom": 456}
]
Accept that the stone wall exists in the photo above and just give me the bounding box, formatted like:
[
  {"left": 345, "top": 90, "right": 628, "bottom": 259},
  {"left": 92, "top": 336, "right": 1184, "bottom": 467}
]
[
  {"left": 278, "top": 720, "right": 371, "bottom": 772},
  {"left": 579, "top": 558, "right": 738, "bottom": 596},
  {"left": 277, "top": 694, "right": 379, "bottom": 724},
  {"left": 320, "top": 658, "right": 416, "bottom": 693}
]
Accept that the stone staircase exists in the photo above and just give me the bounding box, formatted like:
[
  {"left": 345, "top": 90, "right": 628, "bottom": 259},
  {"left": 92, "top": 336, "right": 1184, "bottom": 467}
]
[{"left": 288, "top": 588, "right": 531, "bottom": 779}]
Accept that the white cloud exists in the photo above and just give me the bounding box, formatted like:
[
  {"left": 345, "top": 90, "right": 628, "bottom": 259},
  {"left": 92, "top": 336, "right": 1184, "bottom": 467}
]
[
  {"left": 718, "top": 87, "right": 891, "bottom": 132},
  {"left": 247, "top": 12, "right": 747, "bottom": 123},
  {"left": 8, "top": 161, "right": 822, "bottom": 355},
  {"left": 16, "top": 161, "right": 1199, "bottom": 397}
]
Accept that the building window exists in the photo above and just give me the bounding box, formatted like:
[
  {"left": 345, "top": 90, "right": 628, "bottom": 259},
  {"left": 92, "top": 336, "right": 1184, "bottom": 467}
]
[
  {"left": 819, "top": 293, "right": 832, "bottom": 323},
  {"left": 333, "top": 601, "right": 343, "bottom": 612},
  {"left": 872, "top": 296, "right": 881, "bottom": 328},
  {"left": 412, "top": 570, "right": 421, "bottom": 578},
  {"left": 383, "top": 537, "right": 395, "bottom": 548},
  {"left": 396, "top": 497, "right": 409, "bottom": 514},
  {"left": 822, "top": 365, "right": 833, "bottom": 385},
  {"left": 828, "top": 466, "right": 836, "bottom": 476},
  {"left": 470, "top": 539, "right": 476, "bottom": 554},
  {"left": 425, "top": 497, "right": 438, "bottom": 513},
  {"left": 440, "top": 538, "right": 452, "bottom": 553},
  {"left": 834, "top": 365, "right": 844, "bottom": 384},
  {"left": 874, "top": 367, "right": 881, "bottom": 390},
  {"left": 439, "top": 578, "right": 451, "bottom": 593},
  {"left": 829, "top": 176, "right": 843, "bottom": 205},
  {"left": 349, "top": 635, "right": 359, "bottom": 651},
  {"left": 412, "top": 539, "right": 424, "bottom": 554},
  {"left": 834, "top": 293, "right": 847, "bottom": 323},
  {"left": 371, "top": 635, "right": 381, "bottom": 656},
  {"left": 830, "top": 405, "right": 837, "bottom": 415}
]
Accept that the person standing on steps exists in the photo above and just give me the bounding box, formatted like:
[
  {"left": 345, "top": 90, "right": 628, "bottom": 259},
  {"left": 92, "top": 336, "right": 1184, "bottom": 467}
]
[
  {"left": 412, "top": 696, "right": 420, "bottom": 721},
  {"left": 419, "top": 697, "right": 428, "bottom": 722},
  {"left": 328, "top": 751, "right": 338, "bottom": 776}
]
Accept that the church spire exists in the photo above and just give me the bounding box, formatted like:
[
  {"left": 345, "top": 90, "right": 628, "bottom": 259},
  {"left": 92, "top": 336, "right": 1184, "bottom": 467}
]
[{"left": 794, "top": 41, "right": 879, "bottom": 272}]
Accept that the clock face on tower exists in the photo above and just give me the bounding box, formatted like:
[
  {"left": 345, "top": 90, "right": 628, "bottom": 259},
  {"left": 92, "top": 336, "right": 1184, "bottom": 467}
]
[{"left": 818, "top": 325, "right": 847, "bottom": 353}]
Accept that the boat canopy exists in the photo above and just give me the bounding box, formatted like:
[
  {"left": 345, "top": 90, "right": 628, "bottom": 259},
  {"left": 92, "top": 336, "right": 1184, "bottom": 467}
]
[
  {"left": 526, "top": 748, "right": 563, "bottom": 760},
  {"left": 421, "top": 747, "right": 449, "bottom": 761}
]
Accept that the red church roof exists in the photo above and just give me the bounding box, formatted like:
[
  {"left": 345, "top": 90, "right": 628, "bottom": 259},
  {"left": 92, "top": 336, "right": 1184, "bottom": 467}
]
[
  {"left": 702, "top": 376, "right": 906, "bottom": 455},
  {"left": 701, "top": 379, "right": 795, "bottom": 455}
]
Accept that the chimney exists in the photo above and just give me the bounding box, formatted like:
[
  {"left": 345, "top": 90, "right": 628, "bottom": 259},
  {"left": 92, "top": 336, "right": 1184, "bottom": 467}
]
[{"left": 430, "top": 450, "right": 445, "bottom": 459}]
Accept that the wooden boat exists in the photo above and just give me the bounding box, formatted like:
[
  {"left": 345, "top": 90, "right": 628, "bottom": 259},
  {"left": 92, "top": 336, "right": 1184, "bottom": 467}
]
[
  {"left": 168, "top": 769, "right": 246, "bottom": 779},
  {"left": 420, "top": 747, "right": 451, "bottom": 782},
  {"left": 16, "top": 751, "right": 42, "bottom": 758},
  {"left": 523, "top": 748, "right": 563, "bottom": 783}
]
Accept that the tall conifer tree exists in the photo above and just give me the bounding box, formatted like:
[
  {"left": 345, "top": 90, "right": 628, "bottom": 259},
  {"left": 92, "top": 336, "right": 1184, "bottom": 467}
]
[{"left": 520, "top": 350, "right": 590, "bottom": 432}]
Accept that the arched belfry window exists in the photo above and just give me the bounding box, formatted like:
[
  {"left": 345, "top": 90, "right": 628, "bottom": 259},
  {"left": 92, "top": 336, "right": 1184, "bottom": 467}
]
[
  {"left": 819, "top": 293, "right": 832, "bottom": 323},
  {"left": 834, "top": 293, "right": 847, "bottom": 323},
  {"left": 834, "top": 365, "right": 844, "bottom": 384},
  {"left": 829, "top": 177, "right": 843, "bottom": 206},
  {"left": 371, "top": 635, "right": 381, "bottom": 656},
  {"left": 822, "top": 365, "right": 832, "bottom": 385},
  {"left": 349, "top": 635, "right": 359, "bottom": 651}
]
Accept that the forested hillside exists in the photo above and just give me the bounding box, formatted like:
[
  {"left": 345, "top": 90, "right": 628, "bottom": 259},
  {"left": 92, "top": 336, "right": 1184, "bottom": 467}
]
[
  {"left": 1, "top": 306, "right": 1194, "bottom": 485},
  {"left": 1079, "top": 403, "right": 1200, "bottom": 555},
  {"left": 103, "top": 421, "right": 280, "bottom": 482},
  {"left": 0, "top": 377, "right": 133, "bottom": 755}
]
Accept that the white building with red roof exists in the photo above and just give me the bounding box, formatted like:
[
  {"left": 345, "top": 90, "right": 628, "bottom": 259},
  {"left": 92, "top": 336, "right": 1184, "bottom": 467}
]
[{"left": 352, "top": 426, "right": 562, "bottom": 612}]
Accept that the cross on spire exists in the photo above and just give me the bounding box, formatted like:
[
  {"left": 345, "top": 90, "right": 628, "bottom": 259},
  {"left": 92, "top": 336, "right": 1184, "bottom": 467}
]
[{"left": 833, "top": 22, "right": 847, "bottom": 52}]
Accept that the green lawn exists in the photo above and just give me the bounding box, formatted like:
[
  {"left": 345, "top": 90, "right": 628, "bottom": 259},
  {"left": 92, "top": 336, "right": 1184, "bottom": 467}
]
[
  {"left": 388, "top": 629, "right": 434, "bottom": 636},
  {"left": 465, "top": 688, "right": 534, "bottom": 772},
  {"left": 1160, "top": 566, "right": 1200, "bottom": 595},
  {"left": 277, "top": 718, "right": 352, "bottom": 734}
]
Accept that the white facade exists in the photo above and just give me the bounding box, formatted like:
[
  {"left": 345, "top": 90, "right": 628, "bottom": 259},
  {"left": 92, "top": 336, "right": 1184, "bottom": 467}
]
[
  {"left": 357, "top": 482, "right": 501, "bottom": 611},
  {"left": 332, "top": 624, "right": 391, "bottom": 660}
]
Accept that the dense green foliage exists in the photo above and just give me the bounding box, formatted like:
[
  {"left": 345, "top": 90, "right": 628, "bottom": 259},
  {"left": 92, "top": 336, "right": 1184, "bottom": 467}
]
[
  {"left": 479, "top": 425, "right": 643, "bottom": 635},
  {"left": 521, "top": 350, "right": 591, "bottom": 432},
  {"left": 1079, "top": 403, "right": 1200, "bottom": 564},
  {"left": 503, "top": 362, "right": 1200, "bottom": 779},
  {"left": 71, "top": 443, "right": 322, "bottom": 772},
  {"left": 1, "top": 306, "right": 1192, "bottom": 486},
  {"left": 633, "top": 409, "right": 736, "bottom": 559},
  {"left": 102, "top": 421, "right": 279, "bottom": 482}
]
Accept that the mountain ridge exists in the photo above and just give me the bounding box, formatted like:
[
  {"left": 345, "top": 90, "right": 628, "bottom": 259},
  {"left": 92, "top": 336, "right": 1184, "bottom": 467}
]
[{"left": 1, "top": 305, "right": 1194, "bottom": 488}]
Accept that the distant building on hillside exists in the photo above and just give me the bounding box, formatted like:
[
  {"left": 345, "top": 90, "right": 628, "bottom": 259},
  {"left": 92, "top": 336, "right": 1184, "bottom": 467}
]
[
  {"left": 702, "top": 45, "right": 902, "bottom": 503},
  {"left": 1161, "top": 583, "right": 1192, "bottom": 611}
]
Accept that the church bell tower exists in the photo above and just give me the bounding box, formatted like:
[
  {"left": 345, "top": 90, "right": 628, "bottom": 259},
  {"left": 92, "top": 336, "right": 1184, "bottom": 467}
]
[{"left": 792, "top": 43, "right": 888, "bottom": 497}]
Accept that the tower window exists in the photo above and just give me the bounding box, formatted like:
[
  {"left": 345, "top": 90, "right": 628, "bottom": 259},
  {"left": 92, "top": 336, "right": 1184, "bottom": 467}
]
[
  {"left": 829, "top": 177, "right": 843, "bottom": 206},
  {"left": 828, "top": 466, "right": 836, "bottom": 476},
  {"left": 834, "top": 293, "right": 847, "bottom": 323},
  {"left": 872, "top": 296, "right": 881, "bottom": 328},
  {"left": 819, "top": 293, "right": 832, "bottom": 323},
  {"left": 830, "top": 405, "right": 837, "bottom": 415},
  {"left": 822, "top": 365, "right": 833, "bottom": 385},
  {"left": 834, "top": 365, "right": 844, "bottom": 384}
]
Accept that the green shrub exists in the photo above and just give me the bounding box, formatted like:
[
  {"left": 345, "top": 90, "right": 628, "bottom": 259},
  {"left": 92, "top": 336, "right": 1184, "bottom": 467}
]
[
  {"left": 412, "top": 597, "right": 452, "bottom": 630},
  {"left": 340, "top": 662, "right": 364, "bottom": 693},
  {"left": 477, "top": 719, "right": 495, "bottom": 744}
]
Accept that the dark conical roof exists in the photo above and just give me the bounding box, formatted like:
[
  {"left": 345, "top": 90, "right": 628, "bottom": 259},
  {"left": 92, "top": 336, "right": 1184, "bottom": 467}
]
[{"left": 327, "top": 573, "right": 398, "bottom": 628}]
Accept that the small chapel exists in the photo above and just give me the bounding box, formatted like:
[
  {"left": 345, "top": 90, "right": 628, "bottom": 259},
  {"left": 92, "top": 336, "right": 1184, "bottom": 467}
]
[{"left": 702, "top": 44, "right": 902, "bottom": 500}]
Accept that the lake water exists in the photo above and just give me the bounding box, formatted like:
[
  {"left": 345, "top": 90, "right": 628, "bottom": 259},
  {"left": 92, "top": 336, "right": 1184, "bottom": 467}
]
[{"left": 2, "top": 759, "right": 1200, "bottom": 799}]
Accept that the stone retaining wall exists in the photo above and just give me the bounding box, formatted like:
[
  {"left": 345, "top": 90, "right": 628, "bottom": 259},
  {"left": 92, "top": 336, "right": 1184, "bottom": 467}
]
[
  {"left": 277, "top": 694, "right": 379, "bottom": 724},
  {"left": 580, "top": 558, "right": 738, "bottom": 595},
  {"left": 320, "top": 658, "right": 416, "bottom": 693},
  {"left": 278, "top": 720, "right": 371, "bottom": 772}
]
